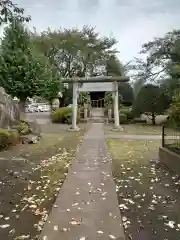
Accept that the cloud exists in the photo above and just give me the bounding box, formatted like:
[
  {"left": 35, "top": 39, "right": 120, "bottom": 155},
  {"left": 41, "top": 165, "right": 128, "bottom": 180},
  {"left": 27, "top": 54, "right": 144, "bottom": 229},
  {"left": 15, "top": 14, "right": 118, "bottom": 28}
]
[{"left": 15, "top": 0, "right": 180, "bottom": 62}]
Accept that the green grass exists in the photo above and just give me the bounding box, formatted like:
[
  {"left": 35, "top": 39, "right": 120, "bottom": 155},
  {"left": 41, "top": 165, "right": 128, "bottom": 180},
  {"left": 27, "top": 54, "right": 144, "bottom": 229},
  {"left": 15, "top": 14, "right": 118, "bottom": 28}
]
[
  {"left": 107, "top": 139, "right": 180, "bottom": 240},
  {"left": 105, "top": 123, "right": 172, "bottom": 135}
]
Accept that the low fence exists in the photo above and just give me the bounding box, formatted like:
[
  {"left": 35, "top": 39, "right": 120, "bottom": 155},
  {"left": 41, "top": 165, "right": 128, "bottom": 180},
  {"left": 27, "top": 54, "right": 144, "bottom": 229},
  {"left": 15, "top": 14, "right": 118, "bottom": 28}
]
[{"left": 162, "top": 125, "right": 180, "bottom": 154}]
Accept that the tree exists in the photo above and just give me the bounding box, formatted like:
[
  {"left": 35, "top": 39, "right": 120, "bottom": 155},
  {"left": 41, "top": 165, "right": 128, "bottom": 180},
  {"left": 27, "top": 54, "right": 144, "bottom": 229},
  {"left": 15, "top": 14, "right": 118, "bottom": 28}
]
[
  {"left": 169, "top": 89, "right": 180, "bottom": 127},
  {"left": 119, "top": 82, "right": 134, "bottom": 106},
  {"left": 31, "top": 26, "right": 117, "bottom": 78},
  {"left": 0, "top": 0, "right": 30, "bottom": 25},
  {"left": 105, "top": 55, "right": 124, "bottom": 76},
  {"left": 31, "top": 26, "right": 118, "bottom": 106},
  {"left": 37, "top": 59, "right": 61, "bottom": 110},
  {"left": 0, "top": 21, "right": 43, "bottom": 118},
  {"left": 132, "top": 84, "right": 170, "bottom": 124}
]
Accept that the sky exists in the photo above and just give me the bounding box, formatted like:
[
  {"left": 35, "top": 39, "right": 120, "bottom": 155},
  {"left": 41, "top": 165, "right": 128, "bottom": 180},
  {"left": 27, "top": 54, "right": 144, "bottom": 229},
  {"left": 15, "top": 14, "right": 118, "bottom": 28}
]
[{"left": 15, "top": 0, "right": 180, "bottom": 64}]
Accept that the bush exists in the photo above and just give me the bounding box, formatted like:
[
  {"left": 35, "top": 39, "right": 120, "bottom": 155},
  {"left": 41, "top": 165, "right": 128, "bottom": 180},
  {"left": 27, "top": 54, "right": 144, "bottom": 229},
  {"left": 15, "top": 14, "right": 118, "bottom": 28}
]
[
  {"left": 52, "top": 107, "right": 72, "bottom": 123},
  {"left": 64, "top": 113, "right": 72, "bottom": 125},
  {"left": 120, "top": 108, "right": 134, "bottom": 120},
  {"left": 17, "top": 120, "right": 30, "bottom": 135},
  {"left": 119, "top": 113, "right": 127, "bottom": 124},
  {"left": 52, "top": 107, "right": 79, "bottom": 124},
  {"left": 0, "top": 129, "right": 19, "bottom": 150}
]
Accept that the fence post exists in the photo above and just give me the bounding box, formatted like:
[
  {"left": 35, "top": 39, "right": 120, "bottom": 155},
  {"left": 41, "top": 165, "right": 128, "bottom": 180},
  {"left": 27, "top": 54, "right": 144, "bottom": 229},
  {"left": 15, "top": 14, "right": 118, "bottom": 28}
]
[{"left": 162, "top": 125, "right": 165, "bottom": 147}]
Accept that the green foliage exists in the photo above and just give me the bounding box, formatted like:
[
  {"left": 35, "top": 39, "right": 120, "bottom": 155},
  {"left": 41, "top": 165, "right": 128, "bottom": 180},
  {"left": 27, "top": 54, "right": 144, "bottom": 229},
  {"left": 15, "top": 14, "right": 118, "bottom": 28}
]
[
  {"left": 119, "top": 114, "right": 127, "bottom": 124},
  {"left": 0, "top": 0, "right": 31, "bottom": 25},
  {"left": 17, "top": 120, "right": 30, "bottom": 135},
  {"left": 0, "top": 21, "right": 44, "bottom": 102},
  {"left": 104, "top": 92, "right": 113, "bottom": 107},
  {"left": 169, "top": 89, "right": 180, "bottom": 126},
  {"left": 120, "top": 107, "right": 134, "bottom": 120},
  {"left": 106, "top": 55, "right": 124, "bottom": 76},
  {"left": 31, "top": 26, "right": 124, "bottom": 106},
  {"left": 64, "top": 113, "right": 72, "bottom": 125},
  {"left": 52, "top": 107, "right": 72, "bottom": 123},
  {"left": 0, "top": 129, "right": 19, "bottom": 150},
  {"left": 38, "top": 64, "right": 61, "bottom": 104},
  {"left": 132, "top": 84, "right": 170, "bottom": 124},
  {"left": 52, "top": 107, "right": 80, "bottom": 124},
  {"left": 78, "top": 92, "right": 90, "bottom": 106},
  {"left": 31, "top": 26, "right": 117, "bottom": 78},
  {"left": 119, "top": 83, "right": 134, "bottom": 106}
]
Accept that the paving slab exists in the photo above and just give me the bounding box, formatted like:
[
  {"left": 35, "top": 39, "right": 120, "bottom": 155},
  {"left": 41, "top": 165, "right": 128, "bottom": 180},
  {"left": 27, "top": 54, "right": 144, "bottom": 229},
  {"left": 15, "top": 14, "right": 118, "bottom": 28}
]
[{"left": 39, "top": 123, "right": 125, "bottom": 240}]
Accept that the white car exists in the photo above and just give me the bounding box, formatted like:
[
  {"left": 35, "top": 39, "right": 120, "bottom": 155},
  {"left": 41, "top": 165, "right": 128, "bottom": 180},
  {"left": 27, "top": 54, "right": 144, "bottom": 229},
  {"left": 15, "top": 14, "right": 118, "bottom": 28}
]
[
  {"left": 27, "top": 105, "right": 37, "bottom": 113},
  {"left": 37, "top": 105, "right": 50, "bottom": 112}
]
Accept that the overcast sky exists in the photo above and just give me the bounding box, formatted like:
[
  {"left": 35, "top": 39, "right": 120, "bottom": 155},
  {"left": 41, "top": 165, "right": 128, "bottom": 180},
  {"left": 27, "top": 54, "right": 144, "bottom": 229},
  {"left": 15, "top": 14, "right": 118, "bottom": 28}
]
[{"left": 15, "top": 0, "right": 180, "bottom": 64}]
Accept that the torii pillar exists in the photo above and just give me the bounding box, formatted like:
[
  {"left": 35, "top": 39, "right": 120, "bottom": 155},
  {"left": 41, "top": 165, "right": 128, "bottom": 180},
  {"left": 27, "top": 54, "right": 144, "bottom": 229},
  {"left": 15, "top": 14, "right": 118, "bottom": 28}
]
[
  {"left": 69, "top": 82, "right": 80, "bottom": 131},
  {"left": 113, "top": 81, "right": 120, "bottom": 128}
]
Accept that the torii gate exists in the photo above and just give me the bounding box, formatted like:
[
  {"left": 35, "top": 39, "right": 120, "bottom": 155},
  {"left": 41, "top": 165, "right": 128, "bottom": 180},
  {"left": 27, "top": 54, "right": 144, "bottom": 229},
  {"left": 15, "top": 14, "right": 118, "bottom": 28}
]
[{"left": 62, "top": 76, "right": 129, "bottom": 131}]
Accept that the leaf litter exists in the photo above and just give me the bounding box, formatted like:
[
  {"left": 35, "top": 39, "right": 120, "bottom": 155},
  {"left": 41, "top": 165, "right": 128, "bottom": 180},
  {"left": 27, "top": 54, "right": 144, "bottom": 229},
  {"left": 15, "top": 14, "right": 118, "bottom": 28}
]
[
  {"left": 108, "top": 139, "right": 180, "bottom": 240},
  {"left": 0, "top": 139, "right": 80, "bottom": 240}
]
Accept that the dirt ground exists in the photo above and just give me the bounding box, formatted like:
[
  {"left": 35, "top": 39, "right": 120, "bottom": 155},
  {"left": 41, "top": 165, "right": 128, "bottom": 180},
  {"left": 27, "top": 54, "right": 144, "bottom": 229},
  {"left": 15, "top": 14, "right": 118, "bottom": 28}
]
[
  {"left": 0, "top": 123, "right": 87, "bottom": 240},
  {"left": 108, "top": 139, "right": 180, "bottom": 240}
]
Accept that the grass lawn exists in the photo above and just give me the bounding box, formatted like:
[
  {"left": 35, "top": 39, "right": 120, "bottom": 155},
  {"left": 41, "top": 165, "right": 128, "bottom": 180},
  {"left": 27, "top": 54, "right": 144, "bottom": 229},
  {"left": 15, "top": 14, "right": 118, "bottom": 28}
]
[
  {"left": 107, "top": 139, "right": 180, "bottom": 240},
  {"left": 0, "top": 124, "right": 87, "bottom": 240},
  {"left": 105, "top": 123, "right": 173, "bottom": 135}
]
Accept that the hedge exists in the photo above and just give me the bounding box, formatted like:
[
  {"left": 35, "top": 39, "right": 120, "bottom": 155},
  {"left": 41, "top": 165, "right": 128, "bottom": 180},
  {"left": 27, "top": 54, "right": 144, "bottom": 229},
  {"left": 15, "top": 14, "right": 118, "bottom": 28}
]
[{"left": 0, "top": 129, "right": 19, "bottom": 150}]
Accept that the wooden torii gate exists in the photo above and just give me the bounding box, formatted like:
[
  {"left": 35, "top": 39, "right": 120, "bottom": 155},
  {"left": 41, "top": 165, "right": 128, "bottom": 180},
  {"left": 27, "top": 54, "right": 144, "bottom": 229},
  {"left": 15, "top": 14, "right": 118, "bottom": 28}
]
[{"left": 62, "top": 76, "right": 129, "bottom": 131}]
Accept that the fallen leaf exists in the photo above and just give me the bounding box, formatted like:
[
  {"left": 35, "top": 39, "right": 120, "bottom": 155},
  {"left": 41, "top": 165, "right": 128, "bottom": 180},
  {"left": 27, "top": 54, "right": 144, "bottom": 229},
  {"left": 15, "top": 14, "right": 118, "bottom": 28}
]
[{"left": 109, "top": 234, "right": 116, "bottom": 239}]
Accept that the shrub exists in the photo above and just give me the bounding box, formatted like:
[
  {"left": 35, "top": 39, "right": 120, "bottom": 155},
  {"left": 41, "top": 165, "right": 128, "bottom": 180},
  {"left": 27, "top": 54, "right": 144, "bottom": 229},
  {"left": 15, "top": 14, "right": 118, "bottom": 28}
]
[
  {"left": 17, "top": 120, "right": 30, "bottom": 135},
  {"left": 52, "top": 107, "right": 72, "bottom": 123},
  {"left": 52, "top": 107, "right": 79, "bottom": 124},
  {"left": 64, "top": 113, "right": 72, "bottom": 125},
  {"left": 119, "top": 114, "right": 127, "bottom": 124},
  {"left": 0, "top": 129, "right": 19, "bottom": 150},
  {"left": 120, "top": 108, "right": 134, "bottom": 120}
]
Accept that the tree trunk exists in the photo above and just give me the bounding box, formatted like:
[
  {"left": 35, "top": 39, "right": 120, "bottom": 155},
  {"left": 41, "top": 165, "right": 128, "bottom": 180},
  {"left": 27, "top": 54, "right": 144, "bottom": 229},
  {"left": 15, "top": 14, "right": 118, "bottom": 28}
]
[
  {"left": 152, "top": 112, "right": 156, "bottom": 125},
  {"left": 19, "top": 99, "right": 26, "bottom": 120}
]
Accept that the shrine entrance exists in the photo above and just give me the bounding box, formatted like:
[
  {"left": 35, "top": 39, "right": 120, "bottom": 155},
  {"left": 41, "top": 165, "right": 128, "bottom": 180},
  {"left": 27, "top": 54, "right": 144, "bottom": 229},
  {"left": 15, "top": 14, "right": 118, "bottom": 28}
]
[
  {"left": 62, "top": 76, "right": 129, "bottom": 131},
  {"left": 90, "top": 92, "right": 105, "bottom": 108}
]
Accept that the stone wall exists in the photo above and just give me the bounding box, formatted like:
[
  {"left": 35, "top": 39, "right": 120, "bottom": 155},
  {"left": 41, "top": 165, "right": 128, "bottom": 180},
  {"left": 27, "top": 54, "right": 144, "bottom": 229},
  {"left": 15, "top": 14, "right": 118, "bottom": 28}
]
[
  {"left": 0, "top": 87, "right": 20, "bottom": 129},
  {"left": 159, "top": 147, "right": 180, "bottom": 174}
]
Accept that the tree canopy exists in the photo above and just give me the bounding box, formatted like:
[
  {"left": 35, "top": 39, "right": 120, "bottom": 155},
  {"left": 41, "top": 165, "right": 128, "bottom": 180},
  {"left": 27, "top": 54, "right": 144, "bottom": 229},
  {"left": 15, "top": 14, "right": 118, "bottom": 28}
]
[
  {"left": 132, "top": 84, "right": 170, "bottom": 124},
  {"left": 31, "top": 26, "right": 118, "bottom": 78},
  {"left": 0, "top": 0, "right": 30, "bottom": 25},
  {"left": 131, "top": 30, "right": 180, "bottom": 99},
  {"left": 0, "top": 21, "right": 41, "bottom": 101}
]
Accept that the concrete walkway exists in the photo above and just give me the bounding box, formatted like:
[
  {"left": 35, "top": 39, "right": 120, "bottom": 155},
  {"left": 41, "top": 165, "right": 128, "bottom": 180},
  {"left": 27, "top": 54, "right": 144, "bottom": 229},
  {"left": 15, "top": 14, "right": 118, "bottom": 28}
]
[{"left": 40, "top": 123, "right": 125, "bottom": 240}]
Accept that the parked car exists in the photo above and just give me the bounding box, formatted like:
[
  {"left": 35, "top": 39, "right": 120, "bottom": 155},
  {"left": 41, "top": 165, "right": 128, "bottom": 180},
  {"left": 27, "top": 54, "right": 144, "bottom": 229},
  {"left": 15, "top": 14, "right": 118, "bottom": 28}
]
[{"left": 37, "top": 105, "right": 50, "bottom": 112}]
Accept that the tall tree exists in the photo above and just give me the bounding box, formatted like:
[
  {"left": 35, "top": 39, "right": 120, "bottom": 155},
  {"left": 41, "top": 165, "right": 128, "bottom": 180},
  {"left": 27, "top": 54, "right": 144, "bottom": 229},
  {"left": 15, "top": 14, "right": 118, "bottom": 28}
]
[
  {"left": 105, "top": 55, "right": 124, "bottom": 76},
  {"left": 119, "top": 83, "right": 134, "bottom": 106},
  {"left": 0, "top": 21, "right": 43, "bottom": 118},
  {"left": 31, "top": 26, "right": 118, "bottom": 77},
  {"left": 0, "top": 0, "right": 30, "bottom": 25},
  {"left": 132, "top": 84, "right": 170, "bottom": 124},
  {"left": 31, "top": 26, "right": 118, "bottom": 106}
]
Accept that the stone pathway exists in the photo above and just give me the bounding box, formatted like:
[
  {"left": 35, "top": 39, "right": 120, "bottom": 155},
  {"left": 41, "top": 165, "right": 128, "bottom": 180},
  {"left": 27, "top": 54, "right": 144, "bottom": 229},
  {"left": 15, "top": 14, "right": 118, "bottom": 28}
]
[{"left": 40, "top": 123, "right": 125, "bottom": 240}]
